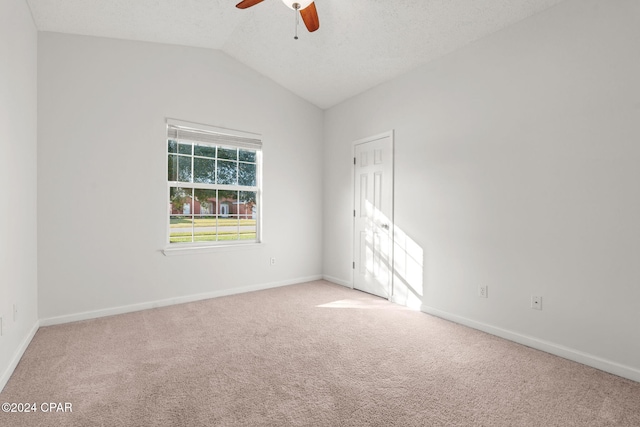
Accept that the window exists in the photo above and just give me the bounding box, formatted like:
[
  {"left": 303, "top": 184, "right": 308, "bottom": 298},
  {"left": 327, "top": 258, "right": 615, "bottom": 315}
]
[{"left": 166, "top": 120, "right": 262, "bottom": 247}]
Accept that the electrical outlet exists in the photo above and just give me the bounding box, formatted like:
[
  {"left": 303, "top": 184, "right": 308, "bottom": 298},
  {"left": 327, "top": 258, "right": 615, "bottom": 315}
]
[
  {"left": 270, "top": 257, "right": 276, "bottom": 266},
  {"left": 531, "top": 295, "right": 542, "bottom": 310},
  {"left": 478, "top": 285, "right": 488, "bottom": 298}
]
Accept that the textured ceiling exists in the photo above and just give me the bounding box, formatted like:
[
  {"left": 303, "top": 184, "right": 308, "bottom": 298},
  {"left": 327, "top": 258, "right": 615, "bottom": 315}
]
[{"left": 26, "top": 0, "right": 566, "bottom": 109}]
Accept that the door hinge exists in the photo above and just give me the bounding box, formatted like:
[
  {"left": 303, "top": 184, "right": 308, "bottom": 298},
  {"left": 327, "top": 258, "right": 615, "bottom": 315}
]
[
  {"left": 353, "top": 262, "right": 355, "bottom": 269},
  {"left": 354, "top": 157, "right": 356, "bottom": 165},
  {"left": 353, "top": 209, "right": 356, "bottom": 217}
]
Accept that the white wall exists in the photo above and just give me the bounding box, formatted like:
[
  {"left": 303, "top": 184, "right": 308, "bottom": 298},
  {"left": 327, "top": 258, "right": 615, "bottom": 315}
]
[
  {"left": 324, "top": 0, "right": 640, "bottom": 379},
  {"left": 0, "top": 0, "right": 39, "bottom": 390},
  {"left": 37, "top": 33, "right": 324, "bottom": 321}
]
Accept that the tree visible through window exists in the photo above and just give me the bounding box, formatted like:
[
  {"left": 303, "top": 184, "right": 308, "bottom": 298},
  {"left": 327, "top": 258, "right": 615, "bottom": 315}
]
[{"left": 167, "top": 121, "right": 261, "bottom": 245}]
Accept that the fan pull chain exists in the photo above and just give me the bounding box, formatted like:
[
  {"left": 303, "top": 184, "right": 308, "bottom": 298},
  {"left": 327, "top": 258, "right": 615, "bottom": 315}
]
[{"left": 293, "top": 3, "right": 300, "bottom": 40}]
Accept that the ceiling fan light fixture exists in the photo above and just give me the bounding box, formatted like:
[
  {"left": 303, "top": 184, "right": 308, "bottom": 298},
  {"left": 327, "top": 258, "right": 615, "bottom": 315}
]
[
  {"left": 236, "top": 0, "right": 319, "bottom": 35},
  {"left": 281, "top": 0, "right": 313, "bottom": 10}
]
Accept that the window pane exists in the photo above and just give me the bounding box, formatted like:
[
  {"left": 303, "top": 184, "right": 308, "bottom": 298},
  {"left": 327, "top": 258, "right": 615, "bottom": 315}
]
[
  {"left": 239, "top": 149, "right": 256, "bottom": 162},
  {"left": 170, "top": 216, "right": 194, "bottom": 243},
  {"left": 194, "top": 144, "right": 216, "bottom": 158},
  {"left": 178, "top": 143, "right": 192, "bottom": 155},
  {"left": 194, "top": 157, "right": 216, "bottom": 184},
  {"left": 239, "top": 191, "right": 257, "bottom": 240},
  {"left": 193, "top": 215, "right": 217, "bottom": 242},
  {"left": 239, "top": 191, "right": 257, "bottom": 219},
  {"left": 240, "top": 221, "right": 257, "bottom": 240},
  {"left": 218, "top": 147, "right": 237, "bottom": 160},
  {"left": 168, "top": 140, "right": 178, "bottom": 153},
  {"left": 218, "top": 215, "right": 240, "bottom": 241},
  {"left": 168, "top": 154, "right": 178, "bottom": 181},
  {"left": 169, "top": 187, "right": 193, "bottom": 215},
  {"left": 238, "top": 163, "right": 256, "bottom": 186},
  {"left": 217, "top": 160, "right": 237, "bottom": 185},
  {"left": 194, "top": 189, "right": 217, "bottom": 212},
  {"left": 217, "top": 190, "right": 235, "bottom": 216},
  {"left": 178, "top": 156, "right": 192, "bottom": 182}
]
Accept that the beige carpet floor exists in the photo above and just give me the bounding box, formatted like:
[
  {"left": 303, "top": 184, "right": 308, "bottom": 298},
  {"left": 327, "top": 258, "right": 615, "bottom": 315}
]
[{"left": 1, "top": 280, "right": 639, "bottom": 426}]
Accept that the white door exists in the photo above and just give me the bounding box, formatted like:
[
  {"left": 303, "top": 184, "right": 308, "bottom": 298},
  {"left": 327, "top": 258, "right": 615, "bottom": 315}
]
[{"left": 353, "top": 132, "right": 393, "bottom": 299}]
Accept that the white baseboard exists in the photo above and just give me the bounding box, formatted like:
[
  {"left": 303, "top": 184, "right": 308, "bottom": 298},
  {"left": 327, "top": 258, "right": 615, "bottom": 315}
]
[
  {"left": 40, "top": 275, "right": 323, "bottom": 327},
  {"left": 0, "top": 320, "right": 40, "bottom": 393},
  {"left": 421, "top": 304, "right": 640, "bottom": 384},
  {"left": 322, "top": 275, "right": 352, "bottom": 288}
]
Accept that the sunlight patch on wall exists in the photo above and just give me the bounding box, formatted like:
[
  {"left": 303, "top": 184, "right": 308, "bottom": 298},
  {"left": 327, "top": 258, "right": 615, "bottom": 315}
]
[
  {"left": 357, "top": 200, "right": 424, "bottom": 309},
  {"left": 392, "top": 226, "right": 424, "bottom": 310}
]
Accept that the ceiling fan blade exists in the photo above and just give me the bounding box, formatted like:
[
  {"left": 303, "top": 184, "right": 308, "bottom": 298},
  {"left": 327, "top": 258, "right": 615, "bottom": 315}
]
[
  {"left": 236, "top": 0, "right": 265, "bottom": 9},
  {"left": 300, "top": 2, "right": 319, "bottom": 32}
]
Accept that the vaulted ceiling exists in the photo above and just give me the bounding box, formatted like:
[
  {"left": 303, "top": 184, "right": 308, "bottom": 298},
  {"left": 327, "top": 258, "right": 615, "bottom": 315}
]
[{"left": 26, "top": 0, "right": 566, "bottom": 109}]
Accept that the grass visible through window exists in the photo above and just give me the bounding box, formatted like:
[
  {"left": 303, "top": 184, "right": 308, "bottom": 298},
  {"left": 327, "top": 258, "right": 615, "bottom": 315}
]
[{"left": 169, "top": 218, "right": 257, "bottom": 243}]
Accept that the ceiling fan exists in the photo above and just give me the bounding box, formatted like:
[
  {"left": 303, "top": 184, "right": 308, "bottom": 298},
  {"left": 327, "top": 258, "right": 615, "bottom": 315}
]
[{"left": 236, "top": 0, "right": 320, "bottom": 39}]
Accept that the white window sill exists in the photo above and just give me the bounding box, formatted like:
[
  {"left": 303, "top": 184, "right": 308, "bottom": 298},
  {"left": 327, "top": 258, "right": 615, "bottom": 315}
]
[{"left": 162, "top": 242, "right": 262, "bottom": 256}]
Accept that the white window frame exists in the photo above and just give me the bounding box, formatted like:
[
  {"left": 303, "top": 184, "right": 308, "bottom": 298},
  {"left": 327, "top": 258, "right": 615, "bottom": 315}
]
[{"left": 163, "top": 119, "right": 262, "bottom": 256}]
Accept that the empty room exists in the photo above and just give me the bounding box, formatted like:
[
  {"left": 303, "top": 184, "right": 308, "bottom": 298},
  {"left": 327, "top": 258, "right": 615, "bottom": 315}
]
[{"left": 1, "top": 0, "right": 639, "bottom": 425}]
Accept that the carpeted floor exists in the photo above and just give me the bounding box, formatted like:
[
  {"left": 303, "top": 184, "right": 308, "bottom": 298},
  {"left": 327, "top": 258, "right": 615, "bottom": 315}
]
[{"left": 1, "top": 280, "right": 639, "bottom": 426}]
